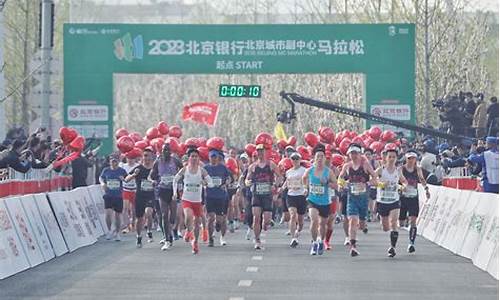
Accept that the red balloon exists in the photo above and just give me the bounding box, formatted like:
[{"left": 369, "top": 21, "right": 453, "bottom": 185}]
[
  {"left": 150, "top": 137, "right": 165, "bottom": 153},
  {"left": 207, "top": 137, "right": 225, "bottom": 151},
  {"left": 325, "top": 144, "right": 335, "bottom": 153},
  {"left": 287, "top": 136, "right": 297, "bottom": 147},
  {"left": 117, "top": 136, "right": 135, "bottom": 153},
  {"left": 331, "top": 154, "right": 345, "bottom": 167},
  {"left": 347, "top": 131, "right": 358, "bottom": 139},
  {"left": 198, "top": 137, "right": 207, "bottom": 148},
  {"left": 165, "top": 137, "right": 180, "bottom": 154},
  {"left": 226, "top": 157, "right": 239, "bottom": 175},
  {"left": 278, "top": 157, "right": 293, "bottom": 172},
  {"left": 146, "top": 127, "right": 160, "bottom": 140},
  {"left": 304, "top": 132, "right": 319, "bottom": 148},
  {"left": 157, "top": 121, "right": 169, "bottom": 135},
  {"left": 60, "top": 127, "right": 78, "bottom": 145},
  {"left": 255, "top": 132, "right": 273, "bottom": 147},
  {"left": 297, "top": 145, "right": 311, "bottom": 161},
  {"left": 68, "top": 135, "right": 85, "bottom": 152},
  {"left": 369, "top": 126, "right": 382, "bottom": 140},
  {"left": 369, "top": 141, "right": 385, "bottom": 154},
  {"left": 352, "top": 136, "right": 364, "bottom": 146},
  {"left": 381, "top": 130, "right": 396, "bottom": 142},
  {"left": 394, "top": 140, "right": 401, "bottom": 147},
  {"left": 169, "top": 125, "right": 182, "bottom": 138},
  {"left": 266, "top": 149, "right": 282, "bottom": 165},
  {"left": 301, "top": 160, "right": 312, "bottom": 168},
  {"left": 197, "top": 146, "right": 209, "bottom": 161},
  {"left": 339, "top": 138, "right": 352, "bottom": 155},
  {"left": 115, "top": 128, "right": 129, "bottom": 140},
  {"left": 245, "top": 144, "right": 256, "bottom": 157},
  {"left": 363, "top": 136, "right": 374, "bottom": 148},
  {"left": 318, "top": 127, "right": 335, "bottom": 144},
  {"left": 185, "top": 137, "right": 199, "bottom": 148},
  {"left": 178, "top": 143, "right": 188, "bottom": 156},
  {"left": 277, "top": 139, "right": 288, "bottom": 150},
  {"left": 334, "top": 133, "right": 344, "bottom": 147},
  {"left": 126, "top": 148, "right": 143, "bottom": 159},
  {"left": 384, "top": 142, "right": 398, "bottom": 152},
  {"left": 128, "top": 132, "right": 142, "bottom": 143},
  {"left": 134, "top": 140, "right": 148, "bottom": 150}
]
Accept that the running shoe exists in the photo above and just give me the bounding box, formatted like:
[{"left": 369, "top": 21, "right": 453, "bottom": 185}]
[
  {"left": 310, "top": 242, "right": 318, "bottom": 255},
  {"left": 245, "top": 228, "right": 252, "bottom": 240},
  {"left": 208, "top": 237, "right": 214, "bottom": 247},
  {"left": 202, "top": 229, "right": 209, "bottom": 243},
  {"left": 350, "top": 247, "right": 359, "bottom": 257},
  {"left": 324, "top": 240, "right": 332, "bottom": 251},
  {"left": 184, "top": 231, "right": 193, "bottom": 243},
  {"left": 407, "top": 244, "right": 415, "bottom": 253},
  {"left": 161, "top": 241, "right": 172, "bottom": 251},
  {"left": 362, "top": 227, "right": 368, "bottom": 234},
  {"left": 147, "top": 231, "right": 154, "bottom": 243},
  {"left": 192, "top": 241, "right": 199, "bottom": 255},
  {"left": 317, "top": 240, "right": 324, "bottom": 255},
  {"left": 122, "top": 228, "right": 129, "bottom": 234},
  {"left": 220, "top": 236, "right": 227, "bottom": 246},
  {"left": 105, "top": 231, "right": 114, "bottom": 240},
  {"left": 344, "top": 237, "right": 351, "bottom": 246},
  {"left": 285, "top": 230, "right": 291, "bottom": 236},
  {"left": 387, "top": 247, "right": 396, "bottom": 257},
  {"left": 136, "top": 236, "right": 143, "bottom": 248},
  {"left": 114, "top": 233, "right": 121, "bottom": 242},
  {"left": 290, "top": 238, "right": 299, "bottom": 248},
  {"left": 159, "top": 238, "right": 166, "bottom": 245},
  {"left": 334, "top": 215, "right": 341, "bottom": 224},
  {"left": 254, "top": 239, "right": 262, "bottom": 250}
]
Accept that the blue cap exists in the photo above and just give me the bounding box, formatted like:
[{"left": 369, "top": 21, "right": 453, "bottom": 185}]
[
  {"left": 486, "top": 136, "right": 498, "bottom": 144},
  {"left": 209, "top": 150, "right": 220, "bottom": 157},
  {"left": 438, "top": 143, "right": 449, "bottom": 153}
]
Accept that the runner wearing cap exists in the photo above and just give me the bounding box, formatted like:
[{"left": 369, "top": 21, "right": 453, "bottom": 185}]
[
  {"left": 283, "top": 152, "right": 307, "bottom": 248},
  {"left": 364, "top": 148, "right": 380, "bottom": 224},
  {"left": 173, "top": 155, "right": 189, "bottom": 240},
  {"left": 124, "top": 148, "right": 156, "bottom": 248},
  {"left": 245, "top": 143, "right": 282, "bottom": 250},
  {"left": 400, "top": 150, "right": 430, "bottom": 253},
  {"left": 100, "top": 155, "right": 128, "bottom": 241},
  {"left": 149, "top": 143, "right": 183, "bottom": 250},
  {"left": 173, "top": 148, "right": 214, "bottom": 254},
  {"left": 119, "top": 156, "right": 139, "bottom": 233},
  {"left": 204, "top": 149, "right": 231, "bottom": 247},
  {"left": 238, "top": 153, "right": 254, "bottom": 240},
  {"left": 302, "top": 145, "right": 337, "bottom": 256},
  {"left": 338, "top": 144, "right": 378, "bottom": 257},
  {"left": 375, "top": 148, "right": 408, "bottom": 258}
]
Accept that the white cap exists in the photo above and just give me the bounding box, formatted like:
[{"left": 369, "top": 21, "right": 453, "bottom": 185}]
[{"left": 347, "top": 145, "right": 362, "bottom": 154}]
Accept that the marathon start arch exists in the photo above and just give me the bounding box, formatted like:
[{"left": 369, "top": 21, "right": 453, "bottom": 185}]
[{"left": 63, "top": 24, "right": 415, "bottom": 153}]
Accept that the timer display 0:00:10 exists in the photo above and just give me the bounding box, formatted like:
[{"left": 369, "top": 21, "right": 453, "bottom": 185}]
[{"left": 218, "top": 85, "right": 261, "bottom": 98}]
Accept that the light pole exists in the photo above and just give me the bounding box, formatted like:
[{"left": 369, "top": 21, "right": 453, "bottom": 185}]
[{"left": 40, "top": 0, "right": 54, "bottom": 132}]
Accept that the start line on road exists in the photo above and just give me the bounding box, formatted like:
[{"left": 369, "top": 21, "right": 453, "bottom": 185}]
[{"left": 0, "top": 222, "right": 497, "bottom": 300}]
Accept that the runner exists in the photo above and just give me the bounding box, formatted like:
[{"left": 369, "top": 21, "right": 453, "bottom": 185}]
[
  {"left": 338, "top": 144, "right": 378, "bottom": 257},
  {"left": 375, "top": 148, "right": 408, "bottom": 258},
  {"left": 173, "top": 148, "right": 214, "bottom": 254},
  {"left": 238, "top": 153, "right": 253, "bottom": 241},
  {"left": 119, "top": 155, "right": 139, "bottom": 233},
  {"left": 364, "top": 148, "right": 380, "bottom": 224},
  {"left": 99, "top": 155, "right": 128, "bottom": 241},
  {"left": 124, "top": 148, "right": 156, "bottom": 248},
  {"left": 324, "top": 156, "right": 340, "bottom": 251},
  {"left": 399, "top": 150, "right": 430, "bottom": 253},
  {"left": 173, "top": 155, "right": 189, "bottom": 240},
  {"left": 302, "top": 145, "right": 337, "bottom": 256},
  {"left": 245, "top": 144, "right": 282, "bottom": 250},
  {"left": 204, "top": 149, "right": 231, "bottom": 247},
  {"left": 149, "top": 143, "right": 183, "bottom": 250},
  {"left": 283, "top": 152, "right": 307, "bottom": 248}
]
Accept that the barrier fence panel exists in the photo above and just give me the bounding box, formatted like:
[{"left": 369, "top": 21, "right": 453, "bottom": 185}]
[
  {"left": 47, "top": 191, "right": 82, "bottom": 252},
  {"left": 78, "top": 187, "right": 105, "bottom": 239},
  {"left": 68, "top": 188, "right": 98, "bottom": 246},
  {"left": 32, "top": 193, "right": 69, "bottom": 257},
  {"left": 3, "top": 196, "right": 45, "bottom": 268},
  {"left": 0, "top": 200, "right": 30, "bottom": 279},
  {"left": 85, "top": 185, "right": 108, "bottom": 236},
  {"left": 18, "top": 195, "right": 55, "bottom": 262}
]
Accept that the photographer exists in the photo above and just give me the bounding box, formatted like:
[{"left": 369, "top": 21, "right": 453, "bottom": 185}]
[
  {"left": 487, "top": 97, "right": 498, "bottom": 136},
  {"left": 0, "top": 139, "right": 32, "bottom": 173},
  {"left": 438, "top": 99, "right": 467, "bottom": 136}
]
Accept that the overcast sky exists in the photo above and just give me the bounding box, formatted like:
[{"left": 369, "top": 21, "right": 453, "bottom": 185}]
[{"left": 88, "top": 0, "right": 499, "bottom": 13}]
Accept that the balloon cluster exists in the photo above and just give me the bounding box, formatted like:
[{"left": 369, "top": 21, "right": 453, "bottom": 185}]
[{"left": 50, "top": 127, "right": 87, "bottom": 169}]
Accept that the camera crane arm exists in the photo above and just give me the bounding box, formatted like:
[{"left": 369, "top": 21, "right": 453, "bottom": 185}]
[{"left": 279, "top": 91, "right": 474, "bottom": 143}]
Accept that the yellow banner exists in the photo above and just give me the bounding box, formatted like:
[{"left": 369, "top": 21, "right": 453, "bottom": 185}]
[{"left": 274, "top": 123, "right": 287, "bottom": 141}]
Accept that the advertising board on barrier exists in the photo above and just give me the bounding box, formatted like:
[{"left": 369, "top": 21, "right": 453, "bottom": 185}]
[
  {"left": 86, "top": 185, "right": 108, "bottom": 235},
  {"left": 68, "top": 188, "right": 98, "bottom": 246},
  {"left": 417, "top": 185, "right": 499, "bottom": 279},
  {"left": 3, "top": 196, "right": 45, "bottom": 267},
  {"left": 18, "top": 195, "right": 55, "bottom": 262},
  {"left": 76, "top": 187, "right": 104, "bottom": 239},
  {"left": 32, "top": 193, "right": 69, "bottom": 257},
  {"left": 0, "top": 200, "right": 30, "bottom": 279}
]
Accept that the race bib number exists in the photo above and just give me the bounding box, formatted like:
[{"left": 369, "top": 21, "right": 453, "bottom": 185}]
[
  {"left": 141, "top": 181, "right": 153, "bottom": 192},
  {"left": 350, "top": 183, "right": 366, "bottom": 195},
  {"left": 212, "top": 177, "right": 223, "bottom": 187},
  {"left": 403, "top": 186, "right": 418, "bottom": 197},
  {"left": 107, "top": 179, "right": 120, "bottom": 190},
  {"left": 255, "top": 182, "right": 271, "bottom": 195},
  {"left": 160, "top": 175, "right": 174, "bottom": 186},
  {"left": 310, "top": 184, "right": 325, "bottom": 195},
  {"left": 185, "top": 183, "right": 201, "bottom": 193},
  {"left": 379, "top": 184, "right": 398, "bottom": 202},
  {"left": 288, "top": 178, "right": 302, "bottom": 191}
]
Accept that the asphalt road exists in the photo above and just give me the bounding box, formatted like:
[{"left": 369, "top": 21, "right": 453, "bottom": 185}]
[{"left": 0, "top": 222, "right": 497, "bottom": 300}]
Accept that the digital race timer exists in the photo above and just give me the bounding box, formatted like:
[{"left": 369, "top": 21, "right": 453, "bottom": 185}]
[{"left": 218, "top": 84, "right": 261, "bottom": 98}]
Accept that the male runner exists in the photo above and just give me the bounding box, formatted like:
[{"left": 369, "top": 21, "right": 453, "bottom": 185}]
[{"left": 120, "top": 155, "right": 139, "bottom": 233}]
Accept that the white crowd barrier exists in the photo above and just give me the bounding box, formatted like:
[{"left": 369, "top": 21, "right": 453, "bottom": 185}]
[
  {"left": 0, "top": 185, "right": 106, "bottom": 280},
  {"left": 418, "top": 185, "right": 499, "bottom": 279}
]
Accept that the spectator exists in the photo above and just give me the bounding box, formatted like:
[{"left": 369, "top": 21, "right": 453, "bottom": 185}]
[
  {"left": 464, "top": 92, "right": 477, "bottom": 136},
  {"left": 71, "top": 153, "right": 93, "bottom": 188},
  {"left": 0, "top": 139, "right": 32, "bottom": 173},
  {"left": 472, "top": 95, "right": 488, "bottom": 139},
  {"left": 469, "top": 137, "right": 499, "bottom": 194},
  {"left": 487, "top": 97, "right": 498, "bottom": 136}
]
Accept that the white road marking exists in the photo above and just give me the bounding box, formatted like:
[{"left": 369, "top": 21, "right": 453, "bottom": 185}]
[
  {"left": 246, "top": 266, "right": 259, "bottom": 272},
  {"left": 229, "top": 297, "right": 245, "bottom": 300},
  {"left": 238, "top": 280, "right": 253, "bottom": 287},
  {"left": 251, "top": 255, "right": 263, "bottom": 261}
]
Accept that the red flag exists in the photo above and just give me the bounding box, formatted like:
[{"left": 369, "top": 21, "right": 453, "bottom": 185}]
[{"left": 182, "top": 102, "right": 219, "bottom": 126}]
